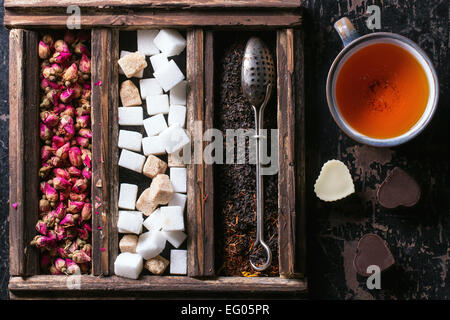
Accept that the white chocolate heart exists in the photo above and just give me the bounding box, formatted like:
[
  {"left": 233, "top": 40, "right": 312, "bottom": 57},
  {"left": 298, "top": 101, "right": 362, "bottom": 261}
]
[{"left": 314, "top": 159, "right": 355, "bottom": 202}]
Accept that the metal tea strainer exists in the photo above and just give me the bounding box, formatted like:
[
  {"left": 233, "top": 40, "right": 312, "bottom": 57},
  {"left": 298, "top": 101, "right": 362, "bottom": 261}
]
[{"left": 241, "top": 37, "right": 276, "bottom": 271}]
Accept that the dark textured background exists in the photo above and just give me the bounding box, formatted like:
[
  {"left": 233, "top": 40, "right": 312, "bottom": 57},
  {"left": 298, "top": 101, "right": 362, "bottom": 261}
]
[{"left": 0, "top": 0, "right": 449, "bottom": 299}]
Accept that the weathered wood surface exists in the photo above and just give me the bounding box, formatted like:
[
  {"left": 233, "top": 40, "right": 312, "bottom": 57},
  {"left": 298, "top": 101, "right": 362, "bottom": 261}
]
[
  {"left": 186, "top": 29, "right": 214, "bottom": 277},
  {"left": 4, "top": 11, "right": 302, "bottom": 29},
  {"left": 4, "top": 0, "right": 302, "bottom": 9},
  {"left": 276, "top": 29, "right": 298, "bottom": 278},
  {"left": 8, "top": 275, "right": 307, "bottom": 298},
  {"left": 9, "top": 29, "right": 40, "bottom": 277}
]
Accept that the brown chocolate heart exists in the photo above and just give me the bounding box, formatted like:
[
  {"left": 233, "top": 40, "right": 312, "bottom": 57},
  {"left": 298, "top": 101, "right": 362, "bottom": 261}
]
[
  {"left": 377, "top": 167, "right": 421, "bottom": 209},
  {"left": 353, "top": 233, "right": 395, "bottom": 277}
]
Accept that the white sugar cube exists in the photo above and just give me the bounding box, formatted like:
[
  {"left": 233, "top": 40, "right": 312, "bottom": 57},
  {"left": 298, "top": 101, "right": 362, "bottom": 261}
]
[
  {"left": 143, "top": 114, "right": 168, "bottom": 137},
  {"left": 136, "top": 230, "right": 166, "bottom": 260},
  {"left": 120, "top": 51, "right": 144, "bottom": 78},
  {"left": 140, "top": 78, "right": 163, "bottom": 99},
  {"left": 114, "top": 252, "right": 143, "bottom": 279},
  {"left": 146, "top": 94, "right": 170, "bottom": 115},
  {"left": 159, "top": 125, "right": 190, "bottom": 154},
  {"left": 168, "top": 193, "right": 187, "bottom": 212},
  {"left": 168, "top": 105, "right": 186, "bottom": 128},
  {"left": 170, "top": 168, "right": 186, "bottom": 193},
  {"left": 160, "top": 206, "right": 184, "bottom": 232},
  {"left": 154, "top": 60, "right": 185, "bottom": 92},
  {"left": 169, "top": 80, "right": 186, "bottom": 106},
  {"left": 118, "top": 149, "right": 146, "bottom": 173},
  {"left": 143, "top": 208, "right": 163, "bottom": 231},
  {"left": 170, "top": 249, "right": 187, "bottom": 275},
  {"left": 118, "top": 130, "right": 142, "bottom": 152},
  {"left": 118, "top": 107, "right": 143, "bottom": 126},
  {"left": 117, "top": 210, "right": 143, "bottom": 235},
  {"left": 118, "top": 183, "right": 139, "bottom": 210},
  {"left": 154, "top": 29, "right": 187, "bottom": 57},
  {"left": 150, "top": 52, "right": 169, "bottom": 72},
  {"left": 137, "top": 30, "right": 160, "bottom": 56},
  {"left": 142, "top": 136, "right": 166, "bottom": 156},
  {"left": 162, "top": 230, "right": 187, "bottom": 248}
]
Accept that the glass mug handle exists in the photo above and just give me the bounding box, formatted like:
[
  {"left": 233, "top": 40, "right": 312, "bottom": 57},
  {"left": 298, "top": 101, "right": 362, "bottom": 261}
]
[{"left": 334, "top": 17, "right": 360, "bottom": 47}]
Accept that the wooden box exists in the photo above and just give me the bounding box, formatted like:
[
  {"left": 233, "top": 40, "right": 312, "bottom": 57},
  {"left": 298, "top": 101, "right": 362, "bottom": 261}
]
[{"left": 6, "top": 0, "right": 307, "bottom": 299}]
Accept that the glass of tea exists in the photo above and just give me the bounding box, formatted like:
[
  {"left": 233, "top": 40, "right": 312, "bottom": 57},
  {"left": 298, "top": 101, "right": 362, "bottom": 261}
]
[{"left": 326, "top": 17, "right": 439, "bottom": 147}]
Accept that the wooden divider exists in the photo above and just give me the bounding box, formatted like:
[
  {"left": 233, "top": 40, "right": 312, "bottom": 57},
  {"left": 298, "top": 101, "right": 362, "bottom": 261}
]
[{"left": 9, "top": 29, "right": 40, "bottom": 276}]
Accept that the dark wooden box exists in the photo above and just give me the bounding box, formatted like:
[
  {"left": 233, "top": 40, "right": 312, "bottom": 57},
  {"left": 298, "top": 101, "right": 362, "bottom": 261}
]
[{"left": 6, "top": 0, "right": 307, "bottom": 299}]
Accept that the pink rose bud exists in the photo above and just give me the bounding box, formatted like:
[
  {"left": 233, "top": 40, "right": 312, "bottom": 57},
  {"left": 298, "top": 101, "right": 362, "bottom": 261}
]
[
  {"left": 65, "top": 228, "right": 78, "bottom": 241},
  {"left": 55, "top": 257, "right": 67, "bottom": 274},
  {"left": 65, "top": 259, "right": 81, "bottom": 275},
  {"left": 39, "top": 164, "right": 52, "bottom": 179},
  {"left": 55, "top": 142, "right": 70, "bottom": 160},
  {"left": 81, "top": 202, "right": 92, "bottom": 221},
  {"left": 30, "top": 234, "right": 56, "bottom": 249},
  {"left": 77, "top": 227, "right": 89, "bottom": 241},
  {"left": 41, "top": 111, "right": 60, "bottom": 128},
  {"left": 54, "top": 202, "right": 67, "bottom": 219},
  {"left": 54, "top": 224, "right": 67, "bottom": 241},
  {"left": 79, "top": 54, "right": 91, "bottom": 74},
  {"left": 54, "top": 168, "right": 70, "bottom": 180},
  {"left": 61, "top": 105, "right": 75, "bottom": 117},
  {"left": 59, "top": 115, "right": 75, "bottom": 137},
  {"left": 42, "top": 34, "right": 54, "bottom": 46},
  {"left": 74, "top": 42, "right": 91, "bottom": 56},
  {"left": 76, "top": 115, "right": 90, "bottom": 129},
  {"left": 47, "top": 156, "right": 62, "bottom": 168},
  {"left": 40, "top": 123, "right": 53, "bottom": 141},
  {"left": 46, "top": 89, "right": 60, "bottom": 106},
  {"left": 71, "top": 250, "right": 91, "bottom": 264},
  {"left": 44, "top": 183, "right": 59, "bottom": 202},
  {"left": 76, "top": 136, "right": 90, "bottom": 147},
  {"left": 49, "top": 264, "right": 63, "bottom": 275},
  {"left": 43, "top": 210, "right": 58, "bottom": 228},
  {"left": 53, "top": 176, "right": 72, "bottom": 191},
  {"left": 59, "top": 213, "right": 77, "bottom": 228},
  {"left": 52, "top": 135, "right": 65, "bottom": 149},
  {"left": 69, "top": 147, "right": 82, "bottom": 167},
  {"left": 51, "top": 63, "right": 63, "bottom": 75},
  {"left": 35, "top": 220, "right": 48, "bottom": 235},
  {"left": 78, "top": 128, "right": 92, "bottom": 139},
  {"left": 82, "top": 154, "right": 91, "bottom": 169},
  {"left": 59, "top": 189, "right": 70, "bottom": 202},
  {"left": 70, "top": 192, "right": 87, "bottom": 202},
  {"left": 67, "top": 200, "right": 85, "bottom": 214},
  {"left": 82, "top": 167, "right": 91, "bottom": 180},
  {"left": 70, "top": 83, "right": 83, "bottom": 99},
  {"left": 63, "top": 63, "right": 78, "bottom": 83},
  {"left": 54, "top": 40, "right": 69, "bottom": 53},
  {"left": 39, "top": 41, "right": 51, "bottom": 59},
  {"left": 51, "top": 51, "right": 71, "bottom": 64},
  {"left": 39, "top": 199, "right": 51, "bottom": 214},
  {"left": 68, "top": 166, "right": 82, "bottom": 177},
  {"left": 60, "top": 88, "right": 74, "bottom": 104},
  {"left": 41, "top": 146, "right": 55, "bottom": 162},
  {"left": 57, "top": 246, "right": 69, "bottom": 259},
  {"left": 81, "top": 244, "right": 92, "bottom": 257}
]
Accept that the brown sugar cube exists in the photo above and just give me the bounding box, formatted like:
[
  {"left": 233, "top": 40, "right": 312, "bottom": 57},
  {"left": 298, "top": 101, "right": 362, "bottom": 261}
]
[
  {"left": 118, "top": 52, "right": 147, "bottom": 78},
  {"left": 143, "top": 155, "right": 168, "bottom": 179},
  {"left": 149, "top": 174, "right": 174, "bottom": 205},
  {"left": 168, "top": 149, "right": 186, "bottom": 167},
  {"left": 119, "top": 234, "right": 138, "bottom": 253},
  {"left": 144, "top": 255, "right": 169, "bottom": 275},
  {"left": 120, "top": 80, "right": 142, "bottom": 107},
  {"left": 136, "top": 188, "right": 158, "bottom": 216}
]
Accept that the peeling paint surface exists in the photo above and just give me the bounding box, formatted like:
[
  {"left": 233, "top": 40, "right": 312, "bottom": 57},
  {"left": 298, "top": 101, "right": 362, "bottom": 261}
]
[{"left": 304, "top": 0, "right": 450, "bottom": 299}]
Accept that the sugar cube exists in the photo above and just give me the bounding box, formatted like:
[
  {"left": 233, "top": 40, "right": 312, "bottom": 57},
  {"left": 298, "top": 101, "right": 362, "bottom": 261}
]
[
  {"left": 150, "top": 52, "right": 169, "bottom": 72},
  {"left": 144, "top": 255, "right": 169, "bottom": 275},
  {"left": 142, "top": 136, "right": 166, "bottom": 156},
  {"left": 149, "top": 174, "right": 174, "bottom": 205},
  {"left": 143, "top": 208, "right": 163, "bottom": 231},
  {"left": 143, "top": 155, "right": 167, "bottom": 179},
  {"left": 169, "top": 168, "right": 187, "bottom": 193},
  {"left": 118, "top": 51, "right": 147, "bottom": 79},
  {"left": 137, "top": 30, "right": 160, "bottom": 56},
  {"left": 168, "top": 193, "right": 187, "bottom": 212},
  {"left": 143, "top": 114, "right": 168, "bottom": 137},
  {"left": 118, "top": 210, "right": 143, "bottom": 235},
  {"left": 136, "top": 188, "right": 158, "bottom": 216},
  {"left": 118, "top": 107, "right": 143, "bottom": 126},
  {"left": 118, "top": 183, "right": 139, "bottom": 210},
  {"left": 170, "top": 249, "right": 187, "bottom": 275},
  {"left": 162, "top": 230, "right": 187, "bottom": 248},
  {"left": 154, "top": 29, "right": 187, "bottom": 57},
  {"left": 153, "top": 60, "right": 185, "bottom": 92},
  {"left": 168, "top": 149, "right": 186, "bottom": 167},
  {"left": 168, "top": 105, "right": 186, "bottom": 128},
  {"left": 136, "top": 230, "right": 166, "bottom": 260},
  {"left": 120, "top": 80, "right": 142, "bottom": 107},
  {"left": 120, "top": 51, "right": 144, "bottom": 78},
  {"left": 169, "top": 80, "right": 187, "bottom": 106},
  {"left": 160, "top": 206, "right": 184, "bottom": 231},
  {"left": 119, "top": 234, "right": 138, "bottom": 253},
  {"left": 118, "top": 130, "right": 142, "bottom": 152},
  {"left": 159, "top": 124, "right": 190, "bottom": 154},
  {"left": 114, "top": 252, "right": 143, "bottom": 279},
  {"left": 140, "top": 78, "right": 163, "bottom": 99},
  {"left": 118, "top": 149, "right": 146, "bottom": 173},
  {"left": 146, "top": 94, "right": 169, "bottom": 115}
]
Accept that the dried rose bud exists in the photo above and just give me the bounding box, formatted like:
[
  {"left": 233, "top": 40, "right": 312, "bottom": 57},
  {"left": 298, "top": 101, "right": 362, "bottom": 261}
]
[
  {"left": 67, "top": 166, "right": 82, "bottom": 177},
  {"left": 58, "top": 115, "right": 75, "bottom": 137},
  {"left": 60, "top": 88, "right": 74, "bottom": 104},
  {"left": 40, "top": 123, "right": 53, "bottom": 141},
  {"left": 39, "top": 41, "right": 51, "bottom": 60},
  {"left": 61, "top": 105, "right": 75, "bottom": 117},
  {"left": 62, "top": 63, "right": 78, "bottom": 84},
  {"left": 81, "top": 244, "right": 92, "bottom": 257},
  {"left": 47, "top": 156, "right": 62, "bottom": 168},
  {"left": 49, "top": 264, "right": 63, "bottom": 275},
  {"left": 55, "top": 257, "right": 67, "bottom": 274},
  {"left": 73, "top": 42, "right": 91, "bottom": 56},
  {"left": 50, "top": 51, "right": 72, "bottom": 64},
  {"left": 30, "top": 234, "right": 56, "bottom": 249},
  {"left": 67, "top": 200, "right": 85, "bottom": 214},
  {"left": 54, "top": 202, "right": 66, "bottom": 219},
  {"left": 55, "top": 142, "right": 70, "bottom": 160},
  {"left": 59, "top": 189, "right": 70, "bottom": 202},
  {"left": 79, "top": 54, "right": 91, "bottom": 74},
  {"left": 77, "top": 227, "right": 89, "bottom": 241},
  {"left": 39, "top": 199, "right": 51, "bottom": 214},
  {"left": 52, "top": 135, "right": 65, "bottom": 149},
  {"left": 44, "top": 183, "right": 59, "bottom": 202},
  {"left": 70, "top": 192, "right": 87, "bottom": 202},
  {"left": 54, "top": 224, "right": 67, "bottom": 242},
  {"left": 69, "top": 147, "right": 82, "bottom": 167},
  {"left": 76, "top": 136, "right": 90, "bottom": 148},
  {"left": 43, "top": 210, "right": 58, "bottom": 228},
  {"left": 71, "top": 250, "right": 91, "bottom": 264},
  {"left": 53, "top": 176, "right": 72, "bottom": 191},
  {"left": 76, "top": 115, "right": 90, "bottom": 129},
  {"left": 82, "top": 167, "right": 91, "bottom": 180},
  {"left": 59, "top": 213, "right": 77, "bottom": 228},
  {"left": 78, "top": 128, "right": 92, "bottom": 139},
  {"left": 39, "top": 164, "right": 52, "bottom": 179},
  {"left": 35, "top": 220, "right": 48, "bottom": 235},
  {"left": 42, "top": 34, "right": 54, "bottom": 46},
  {"left": 41, "top": 146, "right": 56, "bottom": 162},
  {"left": 80, "top": 202, "right": 92, "bottom": 221},
  {"left": 65, "top": 259, "right": 81, "bottom": 275},
  {"left": 41, "top": 111, "right": 59, "bottom": 128}
]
